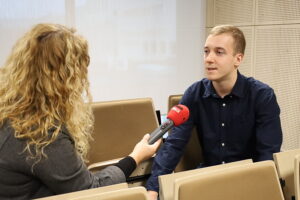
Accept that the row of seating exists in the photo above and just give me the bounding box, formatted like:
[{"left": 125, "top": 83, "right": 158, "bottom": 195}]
[
  {"left": 35, "top": 95, "right": 300, "bottom": 199},
  {"left": 160, "top": 150, "right": 300, "bottom": 200},
  {"left": 36, "top": 157, "right": 300, "bottom": 200},
  {"left": 36, "top": 183, "right": 148, "bottom": 200}
]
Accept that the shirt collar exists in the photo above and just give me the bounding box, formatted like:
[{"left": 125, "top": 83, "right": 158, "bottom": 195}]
[
  {"left": 202, "top": 71, "right": 246, "bottom": 99},
  {"left": 230, "top": 71, "right": 246, "bottom": 98},
  {"left": 203, "top": 81, "right": 217, "bottom": 98}
]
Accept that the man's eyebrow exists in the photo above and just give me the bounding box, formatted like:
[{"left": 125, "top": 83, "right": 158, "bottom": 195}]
[
  {"left": 215, "top": 47, "right": 226, "bottom": 50},
  {"left": 204, "top": 46, "right": 226, "bottom": 50}
]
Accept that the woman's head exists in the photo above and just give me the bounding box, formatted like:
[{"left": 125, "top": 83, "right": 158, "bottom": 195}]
[{"left": 0, "top": 23, "right": 93, "bottom": 162}]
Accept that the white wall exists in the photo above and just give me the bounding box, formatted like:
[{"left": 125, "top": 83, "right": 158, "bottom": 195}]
[{"left": 0, "top": 0, "right": 206, "bottom": 114}]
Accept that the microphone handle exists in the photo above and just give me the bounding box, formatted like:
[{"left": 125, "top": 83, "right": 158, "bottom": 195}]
[{"left": 148, "top": 119, "right": 174, "bottom": 144}]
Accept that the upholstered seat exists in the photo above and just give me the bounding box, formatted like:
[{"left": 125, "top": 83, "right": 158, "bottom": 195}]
[
  {"left": 294, "top": 154, "right": 300, "bottom": 200},
  {"left": 158, "top": 159, "right": 252, "bottom": 200},
  {"left": 88, "top": 98, "right": 159, "bottom": 164},
  {"left": 35, "top": 183, "right": 128, "bottom": 200},
  {"left": 174, "top": 161, "right": 284, "bottom": 200},
  {"left": 87, "top": 98, "right": 159, "bottom": 186},
  {"left": 274, "top": 148, "right": 300, "bottom": 200}
]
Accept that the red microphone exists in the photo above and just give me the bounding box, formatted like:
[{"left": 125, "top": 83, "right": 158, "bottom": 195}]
[{"left": 148, "top": 104, "right": 190, "bottom": 144}]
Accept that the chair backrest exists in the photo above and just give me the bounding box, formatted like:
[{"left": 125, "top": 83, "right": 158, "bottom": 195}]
[
  {"left": 35, "top": 183, "right": 128, "bottom": 200},
  {"left": 159, "top": 159, "right": 252, "bottom": 200},
  {"left": 174, "top": 161, "right": 284, "bottom": 200},
  {"left": 295, "top": 154, "right": 300, "bottom": 200},
  {"left": 72, "top": 187, "right": 149, "bottom": 200},
  {"left": 88, "top": 98, "right": 159, "bottom": 164},
  {"left": 273, "top": 148, "right": 300, "bottom": 200},
  {"left": 168, "top": 94, "right": 203, "bottom": 172},
  {"left": 168, "top": 95, "right": 183, "bottom": 111}
]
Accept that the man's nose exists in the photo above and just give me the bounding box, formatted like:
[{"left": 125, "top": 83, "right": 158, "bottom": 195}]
[{"left": 205, "top": 52, "right": 214, "bottom": 62}]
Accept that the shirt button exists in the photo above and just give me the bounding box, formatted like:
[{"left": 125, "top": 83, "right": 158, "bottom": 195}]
[
  {"left": 221, "top": 143, "right": 225, "bottom": 147},
  {"left": 222, "top": 161, "right": 225, "bottom": 164},
  {"left": 221, "top": 123, "right": 225, "bottom": 127},
  {"left": 222, "top": 103, "right": 226, "bottom": 107}
]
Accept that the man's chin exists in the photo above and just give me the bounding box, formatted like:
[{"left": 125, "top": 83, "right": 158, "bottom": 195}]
[{"left": 205, "top": 74, "right": 219, "bottom": 81}]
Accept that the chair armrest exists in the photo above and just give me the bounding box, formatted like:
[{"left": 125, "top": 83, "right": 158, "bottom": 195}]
[{"left": 88, "top": 158, "right": 122, "bottom": 172}]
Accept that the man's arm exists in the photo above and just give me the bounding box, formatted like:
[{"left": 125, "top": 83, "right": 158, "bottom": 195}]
[
  {"left": 255, "top": 87, "right": 282, "bottom": 161},
  {"left": 146, "top": 88, "right": 196, "bottom": 194},
  {"left": 145, "top": 119, "right": 194, "bottom": 192}
]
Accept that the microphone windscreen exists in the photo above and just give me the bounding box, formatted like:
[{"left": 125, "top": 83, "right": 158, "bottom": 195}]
[{"left": 167, "top": 104, "right": 189, "bottom": 126}]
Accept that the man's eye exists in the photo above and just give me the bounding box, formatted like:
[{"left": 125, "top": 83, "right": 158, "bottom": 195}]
[{"left": 217, "top": 51, "right": 224, "bottom": 55}]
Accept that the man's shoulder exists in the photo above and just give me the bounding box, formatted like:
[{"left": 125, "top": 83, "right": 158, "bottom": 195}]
[
  {"left": 240, "top": 75, "right": 276, "bottom": 101},
  {"left": 181, "top": 78, "right": 209, "bottom": 105},
  {"left": 186, "top": 78, "right": 209, "bottom": 92},
  {"left": 243, "top": 76, "right": 273, "bottom": 92}
]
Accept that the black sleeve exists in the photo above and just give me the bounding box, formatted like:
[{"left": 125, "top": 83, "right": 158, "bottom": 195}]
[{"left": 114, "top": 156, "right": 137, "bottom": 178}]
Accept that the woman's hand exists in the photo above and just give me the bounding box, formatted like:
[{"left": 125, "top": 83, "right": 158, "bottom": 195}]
[
  {"left": 129, "top": 134, "right": 161, "bottom": 165},
  {"left": 148, "top": 190, "right": 158, "bottom": 200}
]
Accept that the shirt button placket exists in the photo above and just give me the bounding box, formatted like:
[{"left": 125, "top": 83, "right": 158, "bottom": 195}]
[{"left": 220, "top": 101, "right": 226, "bottom": 165}]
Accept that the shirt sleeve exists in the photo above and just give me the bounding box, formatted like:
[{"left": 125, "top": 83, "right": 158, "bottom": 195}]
[
  {"left": 146, "top": 88, "right": 195, "bottom": 192},
  {"left": 32, "top": 130, "right": 128, "bottom": 194},
  {"left": 254, "top": 87, "right": 283, "bottom": 161}
]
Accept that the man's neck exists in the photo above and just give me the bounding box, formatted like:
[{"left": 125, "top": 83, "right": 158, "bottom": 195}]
[{"left": 212, "top": 71, "right": 238, "bottom": 98}]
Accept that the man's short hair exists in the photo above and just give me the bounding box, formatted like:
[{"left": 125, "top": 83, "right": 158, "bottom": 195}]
[{"left": 209, "top": 25, "right": 246, "bottom": 55}]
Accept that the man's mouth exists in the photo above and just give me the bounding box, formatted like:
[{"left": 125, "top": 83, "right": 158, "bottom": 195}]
[{"left": 207, "top": 67, "right": 217, "bottom": 71}]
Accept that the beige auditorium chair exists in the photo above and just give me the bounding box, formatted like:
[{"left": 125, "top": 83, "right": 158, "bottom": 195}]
[
  {"left": 79, "top": 187, "right": 150, "bottom": 200},
  {"left": 174, "top": 160, "right": 284, "bottom": 200},
  {"left": 35, "top": 183, "right": 128, "bottom": 200},
  {"left": 274, "top": 148, "right": 300, "bottom": 200},
  {"left": 294, "top": 154, "right": 300, "bottom": 200},
  {"left": 167, "top": 94, "right": 203, "bottom": 172},
  {"left": 159, "top": 159, "right": 252, "bottom": 200},
  {"left": 87, "top": 98, "right": 159, "bottom": 186}
]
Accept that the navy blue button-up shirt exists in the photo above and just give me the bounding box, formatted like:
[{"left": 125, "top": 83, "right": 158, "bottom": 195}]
[{"left": 146, "top": 71, "right": 282, "bottom": 192}]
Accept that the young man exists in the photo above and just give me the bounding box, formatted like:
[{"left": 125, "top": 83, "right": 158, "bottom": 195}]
[{"left": 146, "top": 25, "right": 282, "bottom": 199}]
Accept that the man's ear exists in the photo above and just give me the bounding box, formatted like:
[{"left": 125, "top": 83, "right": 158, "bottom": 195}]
[{"left": 234, "top": 53, "right": 244, "bottom": 68}]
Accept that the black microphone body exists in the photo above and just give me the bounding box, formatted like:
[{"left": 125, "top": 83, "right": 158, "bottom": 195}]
[{"left": 148, "top": 119, "right": 174, "bottom": 144}]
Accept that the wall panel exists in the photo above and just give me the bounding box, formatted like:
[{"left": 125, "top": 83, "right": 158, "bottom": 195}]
[
  {"left": 254, "top": 25, "right": 300, "bottom": 150},
  {"left": 256, "top": 0, "right": 300, "bottom": 25},
  {"left": 214, "top": 0, "right": 254, "bottom": 26}
]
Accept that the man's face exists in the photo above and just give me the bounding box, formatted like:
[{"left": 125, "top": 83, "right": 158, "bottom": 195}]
[{"left": 203, "top": 33, "right": 243, "bottom": 83}]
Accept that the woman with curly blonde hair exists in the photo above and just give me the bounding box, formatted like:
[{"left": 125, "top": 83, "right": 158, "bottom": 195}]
[{"left": 0, "top": 23, "right": 160, "bottom": 199}]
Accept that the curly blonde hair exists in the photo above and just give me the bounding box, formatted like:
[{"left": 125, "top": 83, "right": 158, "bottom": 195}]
[{"left": 0, "top": 23, "right": 93, "bottom": 162}]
